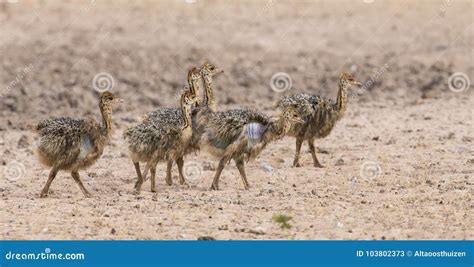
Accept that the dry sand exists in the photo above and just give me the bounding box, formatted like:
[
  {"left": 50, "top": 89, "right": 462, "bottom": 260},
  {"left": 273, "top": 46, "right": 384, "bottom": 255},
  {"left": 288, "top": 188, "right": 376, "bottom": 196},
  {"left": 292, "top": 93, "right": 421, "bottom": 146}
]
[{"left": 0, "top": 0, "right": 472, "bottom": 240}]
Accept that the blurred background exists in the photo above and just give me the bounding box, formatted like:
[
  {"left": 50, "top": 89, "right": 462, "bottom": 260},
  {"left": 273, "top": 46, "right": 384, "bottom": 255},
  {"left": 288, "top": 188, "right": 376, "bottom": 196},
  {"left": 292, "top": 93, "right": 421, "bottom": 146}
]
[{"left": 0, "top": 0, "right": 472, "bottom": 124}]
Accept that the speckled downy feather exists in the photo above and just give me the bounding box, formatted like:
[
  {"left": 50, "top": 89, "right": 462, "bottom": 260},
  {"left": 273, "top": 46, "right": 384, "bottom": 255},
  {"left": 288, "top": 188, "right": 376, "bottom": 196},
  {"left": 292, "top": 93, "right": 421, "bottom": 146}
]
[
  {"left": 124, "top": 67, "right": 199, "bottom": 193},
  {"left": 198, "top": 106, "right": 303, "bottom": 190},
  {"left": 32, "top": 91, "right": 122, "bottom": 198},
  {"left": 276, "top": 73, "right": 361, "bottom": 167}
]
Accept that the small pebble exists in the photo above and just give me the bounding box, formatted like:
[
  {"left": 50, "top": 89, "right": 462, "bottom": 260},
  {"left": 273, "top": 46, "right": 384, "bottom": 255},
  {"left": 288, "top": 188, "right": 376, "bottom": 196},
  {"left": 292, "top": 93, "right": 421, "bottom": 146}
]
[
  {"left": 17, "top": 135, "right": 29, "bottom": 148},
  {"left": 260, "top": 161, "right": 273, "bottom": 173},
  {"left": 335, "top": 158, "right": 345, "bottom": 166},
  {"left": 247, "top": 228, "right": 266, "bottom": 235},
  {"left": 218, "top": 225, "right": 228, "bottom": 231}
]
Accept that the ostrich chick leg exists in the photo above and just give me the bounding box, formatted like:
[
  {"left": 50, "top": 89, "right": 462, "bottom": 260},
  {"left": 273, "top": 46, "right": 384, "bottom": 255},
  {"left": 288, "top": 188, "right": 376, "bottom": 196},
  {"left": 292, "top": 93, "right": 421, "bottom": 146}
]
[
  {"left": 40, "top": 167, "right": 59, "bottom": 198},
  {"left": 308, "top": 138, "right": 324, "bottom": 168},
  {"left": 235, "top": 159, "right": 250, "bottom": 190},
  {"left": 71, "top": 171, "right": 92, "bottom": 197}
]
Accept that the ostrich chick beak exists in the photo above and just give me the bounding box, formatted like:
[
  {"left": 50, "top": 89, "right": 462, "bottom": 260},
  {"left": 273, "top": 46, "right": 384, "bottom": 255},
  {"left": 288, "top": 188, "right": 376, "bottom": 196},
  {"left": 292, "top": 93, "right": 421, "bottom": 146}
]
[
  {"left": 115, "top": 98, "right": 125, "bottom": 103},
  {"left": 293, "top": 117, "right": 305, "bottom": 124},
  {"left": 353, "top": 81, "right": 362, "bottom": 86}
]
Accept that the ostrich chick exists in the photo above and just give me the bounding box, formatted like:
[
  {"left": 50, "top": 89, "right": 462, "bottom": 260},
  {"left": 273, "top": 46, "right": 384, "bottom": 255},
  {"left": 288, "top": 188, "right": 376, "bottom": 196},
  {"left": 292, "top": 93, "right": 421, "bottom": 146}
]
[
  {"left": 276, "top": 72, "right": 361, "bottom": 167},
  {"left": 32, "top": 91, "right": 123, "bottom": 198},
  {"left": 199, "top": 106, "right": 305, "bottom": 190},
  {"left": 124, "top": 90, "right": 198, "bottom": 193}
]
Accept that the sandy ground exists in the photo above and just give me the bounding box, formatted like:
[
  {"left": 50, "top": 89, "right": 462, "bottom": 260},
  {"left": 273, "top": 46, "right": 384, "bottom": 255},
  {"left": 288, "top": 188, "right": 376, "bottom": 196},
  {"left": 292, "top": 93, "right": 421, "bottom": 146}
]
[{"left": 0, "top": 0, "right": 473, "bottom": 240}]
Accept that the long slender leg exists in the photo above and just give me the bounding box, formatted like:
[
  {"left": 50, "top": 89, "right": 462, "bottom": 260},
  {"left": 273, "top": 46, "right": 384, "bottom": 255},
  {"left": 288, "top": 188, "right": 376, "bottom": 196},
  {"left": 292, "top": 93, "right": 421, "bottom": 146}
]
[
  {"left": 308, "top": 138, "right": 324, "bottom": 168},
  {"left": 150, "top": 165, "right": 157, "bottom": 193},
  {"left": 235, "top": 159, "right": 250, "bottom": 190},
  {"left": 71, "top": 171, "right": 92, "bottom": 197},
  {"left": 133, "top": 162, "right": 144, "bottom": 191},
  {"left": 142, "top": 163, "right": 150, "bottom": 182},
  {"left": 176, "top": 157, "right": 187, "bottom": 185},
  {"left": 210, "top": 158, "right": 227, "bottom": 190},
  {"left": 165, "top": 160, "right": 173, "bottom": 186},
  {"left": 293, "top": 137, "right": 304, "bottom": 167},
  {"left": 40, "top": 167, "right": 59, "bottom": 198}
]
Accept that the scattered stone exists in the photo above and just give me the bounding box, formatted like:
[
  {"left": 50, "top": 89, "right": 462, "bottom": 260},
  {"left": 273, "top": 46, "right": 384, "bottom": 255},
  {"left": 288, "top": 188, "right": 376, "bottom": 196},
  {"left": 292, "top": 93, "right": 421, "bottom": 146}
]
[
  {"left": 17, "top": 135, "right": 29, "bottom": 148},
  {"left": 276, "top": 158, "right": 285, "bottom": 163},
  {"left": 202, "top": 162, "right": 215, "bottom": 171},
  {"left": 41, "top": 227, "right": 49, "bottom": 234},
  {"left": 218, "top": 225, "right": 228, "bottom": 231},
  {"left": 372, "top": 136, "right": 379, "bottom": 141},
  {"left": 449, "top": 146, "right": 467, "bottom": 153},
  {"left": 445, "top": 132, "right": 455, "bottom": 139},
  {"left": 197, "top": 236, "right": 215, "bottom": 240},
  {"left": 462, "top": 136, "right": 472, "bottom": 143},
  {"left": 379, "top": 189, "right": 385, "bottom": 193},
  {"left": 335, "top": 158, "right": 345, "bottom": 166},
  {"left": 292, "top": 184, "right": 296, "bottom": 188},
  {"left": 423, "top": 116, "right": 432, "bottom": 120},
  {"left": 381, "top": 236, "right": 386, "bottom": 240},
  {"left": 336, "top": 222, "right": 344, "bottom": 229},
  {"left": 361, "top": 200, "right": 367, "bottom": 204},
  {"left": 260, "top": 161, "right": 273, "bottom": 173},
  {"left": 317, "top": 148, "right": 329, "bottom": 154},
  {"left": 247, "top": 228, "right": 266, "bottom": 235},
  {"left": 110, "top": 228, "right": 116, "bottom": 234},
  {"left": 467, "top": 159, "right": 474, "bottom": 164},
  {"left": 385, "top": 138, "right": 396, "bottom": 145}
]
